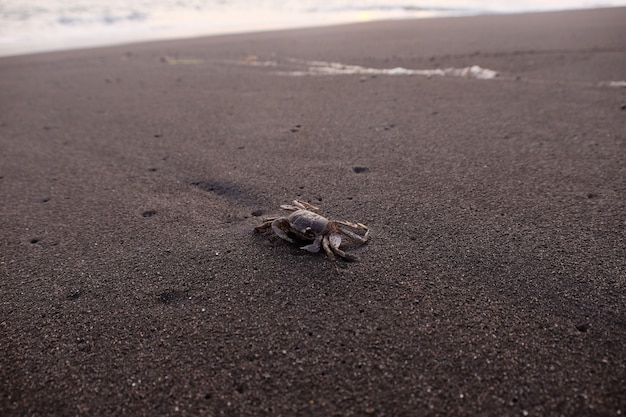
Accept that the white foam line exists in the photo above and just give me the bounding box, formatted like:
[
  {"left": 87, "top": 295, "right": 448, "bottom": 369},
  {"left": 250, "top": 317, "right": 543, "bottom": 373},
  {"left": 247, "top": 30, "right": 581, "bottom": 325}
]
[
  {"left": 279, "top": 59, "right": 498, "bottom": 79},
  {"left": 240, "top": 58, "right": 625, "bottom": 87}
]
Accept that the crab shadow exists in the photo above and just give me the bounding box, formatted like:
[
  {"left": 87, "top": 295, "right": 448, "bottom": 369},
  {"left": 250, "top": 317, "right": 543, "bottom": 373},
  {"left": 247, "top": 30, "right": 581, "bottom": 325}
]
[{"left": 190, "top": 179, "right": 268, "bottom": 208}]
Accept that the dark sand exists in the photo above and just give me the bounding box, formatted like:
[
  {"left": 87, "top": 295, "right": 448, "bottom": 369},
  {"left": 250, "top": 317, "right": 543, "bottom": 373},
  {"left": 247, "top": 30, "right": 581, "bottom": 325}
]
[{"left": 1, "top": 7, "right": 625, "bottom": 416}]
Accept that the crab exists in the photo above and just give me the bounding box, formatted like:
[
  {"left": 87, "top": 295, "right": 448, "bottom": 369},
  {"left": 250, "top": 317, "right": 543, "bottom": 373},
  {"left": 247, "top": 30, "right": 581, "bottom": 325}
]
[{"left": 255, "top": 200, "right": 369, "bottom": 261}]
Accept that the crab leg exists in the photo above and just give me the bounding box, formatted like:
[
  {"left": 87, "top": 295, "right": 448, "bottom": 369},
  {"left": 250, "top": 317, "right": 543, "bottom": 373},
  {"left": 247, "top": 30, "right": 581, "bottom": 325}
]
[
  {"left": 327, "top": 233, "right": 357, "bottom": 261},
  {"left": 254, "top": 218, "right": 277, "bottom": 232},
  {"left": 335, "top": 223, "right": 370, "bottom": 243},
  {"left": 293, "top": 200, "right": 320, "bottom": 211},
  {"left": 321, "top": 235, "right": 336, "bottom": 260}
]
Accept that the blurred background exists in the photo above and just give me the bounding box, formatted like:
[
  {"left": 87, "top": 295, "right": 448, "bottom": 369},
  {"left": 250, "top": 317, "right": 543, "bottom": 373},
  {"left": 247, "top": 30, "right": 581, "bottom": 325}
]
[{"left": 1, "top": 0, "right": 625, "bottom": 56}]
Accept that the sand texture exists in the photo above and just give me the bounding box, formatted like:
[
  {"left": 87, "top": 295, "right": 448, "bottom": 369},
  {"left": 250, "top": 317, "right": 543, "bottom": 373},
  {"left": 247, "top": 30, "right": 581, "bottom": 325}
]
[{"left": 1, "top": 7, "right": 625, "bottom": 416}]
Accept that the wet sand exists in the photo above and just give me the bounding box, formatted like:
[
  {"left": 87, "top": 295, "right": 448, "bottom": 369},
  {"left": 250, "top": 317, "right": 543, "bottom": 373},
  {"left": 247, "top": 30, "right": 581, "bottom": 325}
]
[{"left": 1, "top": 7, "right": 625, "bottom": 416}]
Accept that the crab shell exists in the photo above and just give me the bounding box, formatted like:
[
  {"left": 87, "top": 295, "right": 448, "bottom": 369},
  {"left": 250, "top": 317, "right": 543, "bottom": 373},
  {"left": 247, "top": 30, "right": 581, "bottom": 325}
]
[{"left": 255, "top": 200, "right": 369, "bottom": 261}]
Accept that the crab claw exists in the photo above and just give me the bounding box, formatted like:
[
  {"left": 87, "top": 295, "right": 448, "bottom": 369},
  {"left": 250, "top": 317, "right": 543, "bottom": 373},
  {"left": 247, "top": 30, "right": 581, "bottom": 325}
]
[
  {"left": 301, "top": 235, "right": 322, "bottom": 253},
  {"left": 329, "top": 232, "right": 342, "bottom": 249}
]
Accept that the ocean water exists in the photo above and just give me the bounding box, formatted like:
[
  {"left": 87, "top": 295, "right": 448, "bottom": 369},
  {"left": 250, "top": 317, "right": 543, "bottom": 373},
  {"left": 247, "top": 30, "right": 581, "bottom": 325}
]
[{"left": 1, "top": 0, "right": 625, "bottom": 57}]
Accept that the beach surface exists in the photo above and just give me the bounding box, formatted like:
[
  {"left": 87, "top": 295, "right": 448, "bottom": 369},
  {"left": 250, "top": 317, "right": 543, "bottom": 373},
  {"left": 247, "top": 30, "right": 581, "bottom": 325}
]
[{"left": 1, "top": 8, "right": 625, "bottom": 416}]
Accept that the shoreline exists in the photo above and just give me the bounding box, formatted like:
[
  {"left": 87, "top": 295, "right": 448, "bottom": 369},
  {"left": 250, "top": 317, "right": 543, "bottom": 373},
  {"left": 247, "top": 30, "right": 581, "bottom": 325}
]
[{"left": 1, "top": 5, "right": 625, "bottom": 59}]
